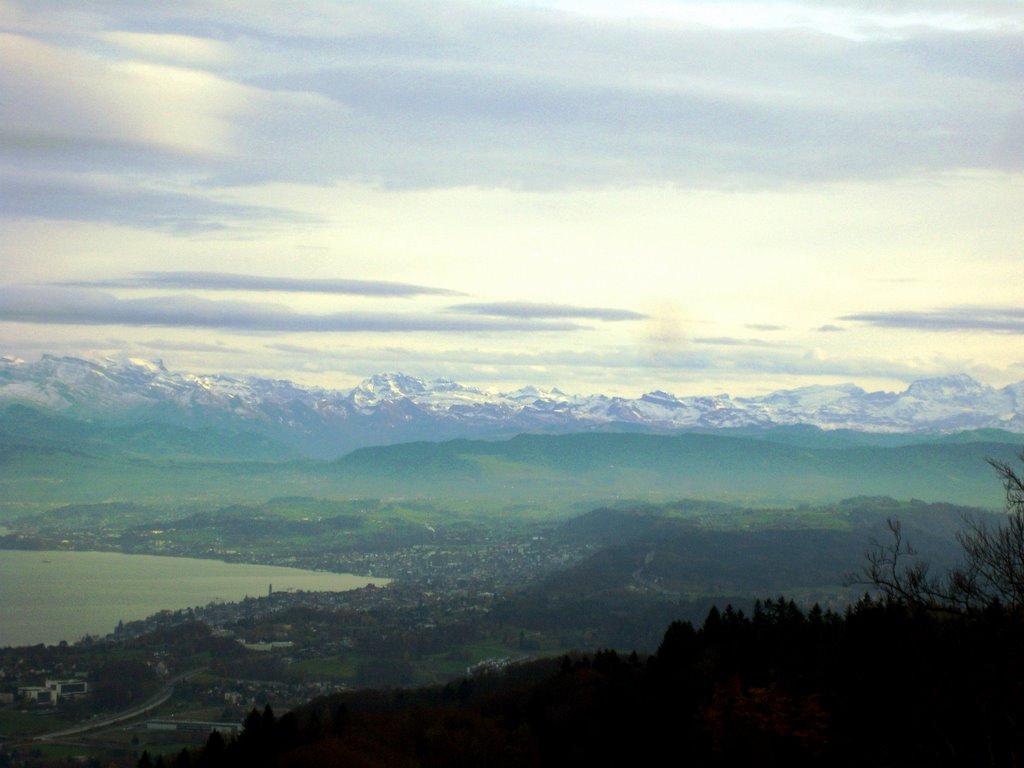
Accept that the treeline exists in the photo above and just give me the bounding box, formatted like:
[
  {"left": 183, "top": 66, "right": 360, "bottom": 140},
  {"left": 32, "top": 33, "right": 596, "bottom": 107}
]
[{"left": 150, "top": 596, "right": 1024, "bottom": 767}]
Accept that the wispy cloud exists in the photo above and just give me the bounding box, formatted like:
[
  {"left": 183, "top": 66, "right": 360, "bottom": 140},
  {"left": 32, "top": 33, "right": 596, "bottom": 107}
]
[
  {"left": 0, "top": 31, "right": 245, "bottom": 158},
  {"left": 0, "top": 177, "right": 299, "bottom": 232},
  {"left": 63, "top": 272, "right": 461, "bottom": 297},
  {"left": 0, "top": 287, "right": 578, "bottom": 333},
  {"left": 841, "top": 307, "right": 1024, "bottom": 333},
  {"left": 1, "top": 2, "right": 1020, "bottom": 397},
  {"left": 693, "top": 336, "right": 789, "bottom": 347},
  {"left": 134, "top": 338, "right": 246, "bottom": 355},
  {"left": 257, "top": 338, "right": 980, "bottom": 387},
  {"left": 449, "top": 302, "right": 646, "bottom": 321},
  {"left": 4, "top": 3, "right": 1021, "bottom": 192}
]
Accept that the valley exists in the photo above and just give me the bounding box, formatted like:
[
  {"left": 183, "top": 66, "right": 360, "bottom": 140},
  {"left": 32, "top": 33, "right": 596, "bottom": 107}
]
[{"left": 1, "top": 358, "right": 1022, "bottom": 764}]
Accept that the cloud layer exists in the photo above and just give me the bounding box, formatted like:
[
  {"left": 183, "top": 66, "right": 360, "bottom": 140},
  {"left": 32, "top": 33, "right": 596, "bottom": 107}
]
[
  {"left": 3, "top": 1, "right": 1022, "bottom": 203},
  {"left": 64, "top": 272, "right": 461, "bottom": 297},
  {"left": 0, "top": 287, "right": 582, "bottom": 333},
  {"left": 450, "top": 302, "right": 646, "bottom": 321},
  {"left": 842, "top": 307, "right": 1024, "bottom": 334},
  {"left": 1, "top": 1, "right": 1022, "bottom": 395}
]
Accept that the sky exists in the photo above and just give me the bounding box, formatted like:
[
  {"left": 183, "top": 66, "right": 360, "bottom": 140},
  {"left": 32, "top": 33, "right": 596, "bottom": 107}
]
[{"left": 1, "top": 0, "right": 1022, "bottom": 397}]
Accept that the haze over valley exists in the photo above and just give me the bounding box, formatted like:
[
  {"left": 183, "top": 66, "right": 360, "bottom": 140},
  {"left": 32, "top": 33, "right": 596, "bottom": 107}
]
[{"left": 2, "top": 0, "right": 1023, "bottom": 763}]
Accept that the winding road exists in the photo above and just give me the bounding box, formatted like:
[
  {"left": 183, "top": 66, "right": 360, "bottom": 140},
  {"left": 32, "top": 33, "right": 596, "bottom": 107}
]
[{"left": 32, "top": 667, "right": 204, "bottom": 742}]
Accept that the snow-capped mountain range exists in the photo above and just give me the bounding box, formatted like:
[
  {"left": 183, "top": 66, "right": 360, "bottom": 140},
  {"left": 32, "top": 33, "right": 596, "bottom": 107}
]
[{"left": 2, "top": 355, "right": 1023, "bottom": 457}]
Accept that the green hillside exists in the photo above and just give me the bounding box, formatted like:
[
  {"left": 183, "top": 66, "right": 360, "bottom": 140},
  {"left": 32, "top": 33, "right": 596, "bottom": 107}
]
[
  {"left": 330, "top": 431, "right": 1020, "bottom": 510},
  {"left": 1, "top": 407, "right": 1020, "bottom": 520}
]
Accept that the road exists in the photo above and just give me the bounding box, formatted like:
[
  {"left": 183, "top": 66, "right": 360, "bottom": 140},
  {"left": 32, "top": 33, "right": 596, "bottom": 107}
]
[{"left": 33, "top": 667, "right": 205, "bottom": 742}]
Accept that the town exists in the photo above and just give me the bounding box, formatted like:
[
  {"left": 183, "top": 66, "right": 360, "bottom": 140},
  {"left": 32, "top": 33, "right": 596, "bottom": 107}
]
[{"left": 0, "top": 508, "right": 609, "bottom": 764}]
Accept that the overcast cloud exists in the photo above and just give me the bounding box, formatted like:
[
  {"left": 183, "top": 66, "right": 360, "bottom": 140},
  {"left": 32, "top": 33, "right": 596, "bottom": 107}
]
[
  {"left": 64, "top": 272, "right": 461, "bottom": 297},
  {"left": 0, "top": 287, "right": 581, "bottom": 333},
  {"left": 1, "top": 0, "right": 1022, "bottom": 395},
  {"left": 842, "top": 307, "right": 1024, "bottom": 334},
  {"left": 4, "top": 2, "right": 1022, "bottom": 194},
  {"left": 450, "top": 302, "right": 647, "bottom": 321}
]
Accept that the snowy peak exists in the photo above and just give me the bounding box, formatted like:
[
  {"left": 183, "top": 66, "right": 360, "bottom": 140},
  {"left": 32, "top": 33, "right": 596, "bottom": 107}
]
[
  {"left": 358, "top": 372, "right": 429, "bottom": 397},
  {"left": 640, "top": 391, "right": 682, "bottom": 407},
  {"left": 348, "top": 373, "right": 498, "bottom": 415},
  {"left": 125, "top": 357, "right": 169, "bottom": 375},
  {"left": 351, "top": 373, "right": 428, "bottom": 409},
  {"left": 905, "top": 374, "right": 988, "bottom": 400},
  {"left": 1, "top": 355, "right": 1023, "bottom": 457}
]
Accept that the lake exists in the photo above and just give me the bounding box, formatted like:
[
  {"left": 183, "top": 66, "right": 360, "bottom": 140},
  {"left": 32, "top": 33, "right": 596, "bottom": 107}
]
[{"left": 0, "top": 549, "right": 388, "bottom": 647}]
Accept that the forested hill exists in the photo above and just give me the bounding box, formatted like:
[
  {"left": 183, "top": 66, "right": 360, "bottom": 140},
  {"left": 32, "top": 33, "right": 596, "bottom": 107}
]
[
  {"left": 332, "top": 431, "right": 1022, "bottom": 508},
  {"left": 156, "top": 598, "right": 1024, "bottom": 767},
  {"left": 2, "top": 411, "right": 1021, "bottom": 511}
]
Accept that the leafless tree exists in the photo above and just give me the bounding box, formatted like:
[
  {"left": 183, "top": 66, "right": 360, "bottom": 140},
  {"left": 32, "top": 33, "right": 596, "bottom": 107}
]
[{"left": 860, "top": 450, "right": 1024, "bottom": 613}]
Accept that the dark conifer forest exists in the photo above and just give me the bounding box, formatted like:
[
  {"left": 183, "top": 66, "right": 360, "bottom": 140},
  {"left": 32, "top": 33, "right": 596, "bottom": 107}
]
[{"left": 137, "top": 595, "right": 1019, "bottom": 767}]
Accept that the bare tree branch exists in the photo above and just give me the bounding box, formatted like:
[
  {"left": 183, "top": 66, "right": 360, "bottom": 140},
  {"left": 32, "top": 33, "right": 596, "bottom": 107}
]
[{"left": 857, "top": 450, "right": 1024, "bottom": 614}]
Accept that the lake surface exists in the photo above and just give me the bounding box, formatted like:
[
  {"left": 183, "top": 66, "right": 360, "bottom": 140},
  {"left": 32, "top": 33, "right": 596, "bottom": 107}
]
[{"left": 0, "top": 550, "right": 387, "bottom": 647}]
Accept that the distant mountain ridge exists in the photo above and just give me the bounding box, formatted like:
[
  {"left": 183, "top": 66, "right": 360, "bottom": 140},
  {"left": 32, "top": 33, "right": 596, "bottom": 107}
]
[{"left": 1, "top": 354, "right": 1023, "bottom": 457}]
